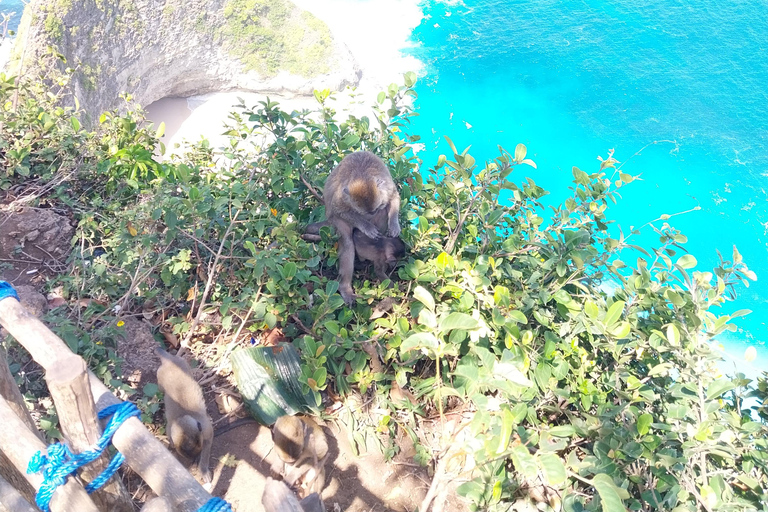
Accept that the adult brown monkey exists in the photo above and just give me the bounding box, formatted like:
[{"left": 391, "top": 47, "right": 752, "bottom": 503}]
[{"left": 307, "top": 151, "right": 401, "bottom": 304}]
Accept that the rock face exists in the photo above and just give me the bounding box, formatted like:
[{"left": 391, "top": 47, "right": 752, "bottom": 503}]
[{"left": 10, "top": 0, "right": 361, "bottom": 123}]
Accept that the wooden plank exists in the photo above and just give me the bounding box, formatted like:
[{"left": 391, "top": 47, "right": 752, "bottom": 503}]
[
  {"left": 0, "top": 347, "right": 42, "bottom": 441},
  {"left": 0, "top": 473, "right": 37, "bottom": 512},
  {"left": 0, "top": 394, "right": 99, "bottom": 512},
  {"left": 140, "top": 496, "right": 175, "bottom": 512},
  {"left": 45, "top": 355, "right": 133, "bottom": 512},
  {"left": 0, "top": 295, "right": 213, "bottom": 512}
]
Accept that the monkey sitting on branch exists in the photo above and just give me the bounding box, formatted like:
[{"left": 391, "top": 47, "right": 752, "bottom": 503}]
[
  {"left": 155, "top": 347, "right": 213, "bottom": 487},
  {"left": 303, "top": 151, "right": 401, "bottom": 304}
]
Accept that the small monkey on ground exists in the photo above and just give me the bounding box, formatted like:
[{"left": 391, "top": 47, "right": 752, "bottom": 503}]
[
  {"left": 305, "top": 151, "right": 401, "bottom": 304},
  {"left": 272, "top": 415, "right": 329, "bottom": 497},
  {"left": 155, "top": 347, "right": 213, "bottom": 486}
]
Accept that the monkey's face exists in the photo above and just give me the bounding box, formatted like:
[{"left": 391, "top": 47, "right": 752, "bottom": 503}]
[{"left": 178, "top": 434, "right": 203, "bottom": 460}]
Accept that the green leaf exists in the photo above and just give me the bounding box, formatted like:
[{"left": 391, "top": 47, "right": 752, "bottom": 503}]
[
  {"left": 666, "top": 324, "right": 680, "bottom": 346},
  {"left": 514, "top": 143, "right": 527, "bottom": 163},
  {"left": 497, "top": 407, "right": 514, "bottom": 454},
  {"left": 584, "top": 300, "right": 599, "bottom": 319},
  {"left": 400, "top": 332, "right": 439, "bottom": 353},
  {"left": 510, "top": 444, "right": 538, "bottom": 479},
  {"left": 604, "top": 300, "right": 625, "bottom": 327},
  {"left": 404, "top": 71, "right": 417, "bottom": 87},
  {"left": 439, "top": 313, "right": 479, "bottom": 333},
  {"left": 548, "top": 425, "right": 575, "bottom": 437},
  {"left": 155, "top": 121, "right": 166, "bottom": 138},
  {"left": 676, "top": 254, "right": 697, "bottom": 269},
  {"left": 592, "top": 473, "right": 628, "bottom": 512},
  {"left": 637, "top": 413, "right": 652, "bottom": 436},
  {"left": 539, "top": 453, "right": 566, "bottom": 486},
  {"left": 706, "top": 378, "right": 737, "bottom": 400},
  {"left": 507, "top": 310, "right": 527, "bottom": 323},
  {"left": 608, "top": 321, "right": 631, "bottom": 339},
  {"left": 230, "top": 343, "right": 318, "bottom": 425},
  {"left": 493, "top": 362, "right": 533, "bottom": 387},
  {"left": 413, "top": 286, "right": 435, "bottom": 312},
  {"left": 648, "top": 363, "right": 672, "bottom": 377}
]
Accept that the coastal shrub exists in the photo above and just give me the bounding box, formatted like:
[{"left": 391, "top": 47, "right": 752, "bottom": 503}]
[
  {"left": 220, "top": 0, "right": 332, "bottom": 77},
  {"left": 1, "top": 68, "right": 768, "bottom": 512}
]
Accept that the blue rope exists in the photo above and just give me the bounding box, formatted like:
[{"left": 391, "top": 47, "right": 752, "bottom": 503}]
[
  {"left": 198, "top": 497, "right": 233, "bottom": 512},
  {"left": 27, "top": 402, "right": 141, "bottom": 512},
  {"left": 0, "top": 281, "right": 19, "bottom": 302}
]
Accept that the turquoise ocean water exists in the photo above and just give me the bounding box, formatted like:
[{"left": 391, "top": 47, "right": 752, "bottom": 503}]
[
  {"left": 0, "top": 0, "right": 22, "bottom": 33},
  {"left": 407, "top": 0, "right": 768, "bottom": 376}
]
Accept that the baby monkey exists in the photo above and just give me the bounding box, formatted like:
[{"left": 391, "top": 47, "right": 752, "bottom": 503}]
[
  {"left": 353, "top": 229, "right": 406, "bottom": 282},
  {"left": 272, "top": 415, "right": 329, "bottom": 498},
  {"left": 155, "top": 347, "right": 213, "bottom": 486}
]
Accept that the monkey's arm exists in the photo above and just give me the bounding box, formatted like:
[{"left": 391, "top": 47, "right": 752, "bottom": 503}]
[
  {"left": 387, "top": 194, "right": 402, "bottom": 237},
  {"left": 335, "top": 211, "right": 380, "bottom": 239},
  {"left": 304, "top": 220, "right": 332, "bottom": 235},
  {"left": 334, "top": 222, "right": 357, "bottom": 304}
]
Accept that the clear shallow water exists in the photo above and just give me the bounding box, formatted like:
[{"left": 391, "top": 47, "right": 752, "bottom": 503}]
[
  {"left": 408, "top": 0, "right": 768, "bottom": 375},
  {"left": 0, "top": 0, "right": 23, "bottom": 33}
]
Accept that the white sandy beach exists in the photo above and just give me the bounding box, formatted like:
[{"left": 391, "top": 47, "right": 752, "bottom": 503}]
[{"left": 146, "top": 0, "right": 425, "bottom": 158}]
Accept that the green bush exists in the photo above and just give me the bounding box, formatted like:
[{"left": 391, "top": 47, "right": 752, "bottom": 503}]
[{"left": 2, "top": 68, "right": 767, "bottom": 512}]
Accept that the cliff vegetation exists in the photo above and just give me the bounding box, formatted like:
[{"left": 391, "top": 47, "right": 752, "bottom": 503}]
[
  {"left": 8, "top": 0, "right": 354, "bottom": 123},
  {"left": 2, "top": 67, "right": 768, "bottom": 512}
]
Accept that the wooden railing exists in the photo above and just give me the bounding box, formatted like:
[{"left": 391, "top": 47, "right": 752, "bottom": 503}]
[{"left": 0, "top": 293, "right": 212, "bottom": 512}]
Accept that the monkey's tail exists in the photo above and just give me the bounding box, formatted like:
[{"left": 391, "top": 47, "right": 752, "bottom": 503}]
[{"left": 303, "top": 220, "right": 338, "bottom": 242}]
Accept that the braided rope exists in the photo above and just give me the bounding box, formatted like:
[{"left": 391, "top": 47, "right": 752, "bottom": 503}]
[
  {"left": 0, "top": 281, "right": 19, "bottom": 302},
  {"left": 27, "top": 402, "right": 141, "bottom": 511},
  {"left": 198, "top": 497, "right": 234, "bottom": 512}
]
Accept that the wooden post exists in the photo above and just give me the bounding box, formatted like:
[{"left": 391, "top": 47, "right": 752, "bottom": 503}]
[
  {"left": 0, "top": 394, "right": 100, "bottom": 512},
  {"left": 140, "top": 496, "right": 175, "bottom": 512},
  {"left": 45, "top": 355, "right": 133, "bottom": 512},
  {"left": 0, "top": 473, "right": 37, "bottom": 512},
  {"left": 0, "top": 346, "right": 42, "bottom": 441},
  {"left": 0, "top": 295, "right": 213, "bottom": 512}
]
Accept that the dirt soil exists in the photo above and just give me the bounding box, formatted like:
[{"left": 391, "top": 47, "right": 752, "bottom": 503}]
[
  {"left": 0, "top": 206, "right": 73, "bottom": 286},
  {"left": 1, "top": 206, "right": 468, "bottom": 512},
  {"left": 119, "top": 321, "right": 466, "bottom": 512}
]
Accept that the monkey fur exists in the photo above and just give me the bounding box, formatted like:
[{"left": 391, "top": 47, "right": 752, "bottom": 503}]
[
  {"left": 305, "top": 152, "right": 401, "bottom": 304},
  {"left": 272, "top": 415, "right": 329, "bottom": 497},
  {"left": 352, "top": 229, "right": 406, "bottom": 282},
  {"left": 155, "top": 347, "right": 213, "bottom": 485}
]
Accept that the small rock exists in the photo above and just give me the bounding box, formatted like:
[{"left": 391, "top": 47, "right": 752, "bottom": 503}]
[{"left": 14, "top": 285, "right": 48, "bottom": 318}]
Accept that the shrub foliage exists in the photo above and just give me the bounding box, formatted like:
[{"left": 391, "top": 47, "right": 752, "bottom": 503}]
[{"left": 2, "top": 68, "right": 768, "bottom": 512}]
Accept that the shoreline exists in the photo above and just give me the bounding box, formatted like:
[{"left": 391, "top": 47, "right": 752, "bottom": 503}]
[{"left": 147, "top": 0, "right": 425, "bottom": 158}]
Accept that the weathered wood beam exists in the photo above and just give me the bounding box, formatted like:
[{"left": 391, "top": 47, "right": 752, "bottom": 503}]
[
  {"left": 45, "top": 354, "right": 133, "bottom": 512},
  {"left": 0, "top": 394, "right": 99, "bottom": 512},
  {"left": 0, "top": 295, "right": 213, "bottom": 512}
]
